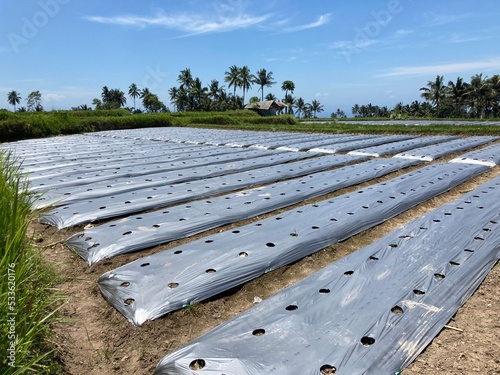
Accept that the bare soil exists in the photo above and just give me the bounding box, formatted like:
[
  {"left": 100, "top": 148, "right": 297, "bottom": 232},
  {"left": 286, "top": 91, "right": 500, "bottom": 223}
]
[{"left": 31, "top": 150, "right": 500, "bottom": 375}]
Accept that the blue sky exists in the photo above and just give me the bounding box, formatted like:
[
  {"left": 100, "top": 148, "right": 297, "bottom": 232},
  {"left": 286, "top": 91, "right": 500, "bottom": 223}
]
[{"left": 1, "top": 0, "right": 499, "bottom": 116}]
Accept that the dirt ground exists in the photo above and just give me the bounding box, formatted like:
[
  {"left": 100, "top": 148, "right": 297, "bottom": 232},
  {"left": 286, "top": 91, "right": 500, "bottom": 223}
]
[{"left": 31, "top": 150, "right": 500, "bottom": 375}]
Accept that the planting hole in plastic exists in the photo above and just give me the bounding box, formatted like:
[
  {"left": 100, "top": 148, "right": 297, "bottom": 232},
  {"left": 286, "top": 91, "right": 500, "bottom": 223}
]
[
  {"left": 361, "top": 336, "right": 375, "bottom": 346},
  {"left": 252, "top": 328, "right": 265, "bottom": 336},
  {"left": 320, "top": 364, "right": 337, "bottom": 374},
  {"left": 391, "top": 305, "right": 404, "bottom": 315},
  {"left": 189, "top": 359, "right": 206, "bottom": 370}
]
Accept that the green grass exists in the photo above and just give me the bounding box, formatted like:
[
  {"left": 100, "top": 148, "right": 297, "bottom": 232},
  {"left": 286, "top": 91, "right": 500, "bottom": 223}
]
[
  {"left": 183, "top": 120, "right": 500, "bottom": 136},
  {"left": 2, "top": 109, "right": 500, "bottom": 142},
  {"left": 0, "top": 152, "right": 63, "bottom": 374}
]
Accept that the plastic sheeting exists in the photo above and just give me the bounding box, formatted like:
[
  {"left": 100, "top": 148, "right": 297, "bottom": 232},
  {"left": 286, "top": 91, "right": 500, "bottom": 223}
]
[
  {"left": 88, "top": 128, "right": 332, "bottom": 149},
  {"left": 393, "top": 136, "right": 497, "bottom": 161},
  {"left": 275, "top": 134, "right": 377, "bottom": 152},
  {"left": 308, "top": 135, "right": 414, "bottom": 154},
  {"left": 20, "top": 143, "right": 238, "bottom": 175},
  {"left": 347, "top": 135, "right": 459, "bottom": 157},
  {"left": 27, "top": 148, "right": 278, "bottom": 192},
  {"left": 40, "top": 154, "right": 367, "bottom": 228},
  {"left": 34, "top": 150, "right": 311, "bottom": 208},
  {"left": 97, "top": 162, "right": 488, "bottom": 326},
  {"left": 67, "top": 158, "right": 420, "bottom": 264},
  {"left": 246, "top": 134, "right": 341, "bottom": 150},
  {"left": 449, "top": 141, "right": 500, "bottom": 167},
  {"left": 154, "top": 175, "right": 500, "bottom": 375}
]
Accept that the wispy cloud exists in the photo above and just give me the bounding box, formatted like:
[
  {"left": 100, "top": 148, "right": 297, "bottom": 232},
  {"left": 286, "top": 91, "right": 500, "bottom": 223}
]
[
  {"left": 394, "top": 29, "right": 414, "bottom": 37},
  {"left": 375, "top": 57, "right": 500, "bottom": 78},
  {"left": 284, "top": 13, "right": 331, "bottom": 32},
  {"left": 84, "top": 10, "right": 270, "bottom": 36},
  {"left": 422, "top": 12, "right": 475, "bottom": 27}
]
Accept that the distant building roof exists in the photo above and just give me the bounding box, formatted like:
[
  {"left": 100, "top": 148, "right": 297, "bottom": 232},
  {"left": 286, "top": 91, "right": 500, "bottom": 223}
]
[{"left": 244, "top": 100, "right": 286, "bottom": 110}]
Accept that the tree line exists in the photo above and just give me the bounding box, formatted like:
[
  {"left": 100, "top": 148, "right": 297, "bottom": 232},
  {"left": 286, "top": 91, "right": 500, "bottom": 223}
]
[
  {"left": 351, "top": 74, "right": 500, "bottom": 119},
  {"left": 5, "top": 66, "right": 325, "bottom": 118},
  {"left": 7, "top": 72, "right": 499, "bottom": 119}
]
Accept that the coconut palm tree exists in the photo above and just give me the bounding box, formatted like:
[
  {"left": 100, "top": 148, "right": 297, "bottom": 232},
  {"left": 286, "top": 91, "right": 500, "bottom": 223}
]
[
  {"left": 265, "top": 93, "right": 277, "bottom": 101},
  {"left": 177, "top": 68, "right": 193, "bottom": 90},
  {"left": 465, "top": 73, "right": 494, "bottom": 118},
  {"left": 420, "top": 75, "right": 446, "bottom": 117},
  {"left": 253, "top": 68, "right": 276, "bottom": 101},
  {"left": 283, "top": 93, "right": 295, "bottom": 115},
  {"left": 310, "top": 99, "right": 324, "bottom": 118},
  {"left": 295, "top": 97, "right": 306, "bottom": 119},
  {"left": 239, "top": 66, "right": 253, "bottom": 104},
  {"left": 487, "top": 74, "right": 500, "bottom": 117},
  {"left": 7, "top": 91, "right": 22, "bottom": 111},
  {"left": 189, "top": 77, "right": 207, "bottom": 111},
  {"left": 281, "top": 80, "right": 295, "bottom": 98},
  {"left": 224, "top": 65, "right": 240, "bottom": 97},
  {"left": 446, "top": 77, "right": 468, "bottom": 117},
  {"left": 351, "top": 104, "right": 360, "bottom": 117},
  {"left": 128, "top": 83, "right": 141, "bottom": 110},
  {"left": 109, "top": 88, "right": 126, "bottom": 108},
  {"left": 168, "top": 86, "right": 179, "bottom": 112}
]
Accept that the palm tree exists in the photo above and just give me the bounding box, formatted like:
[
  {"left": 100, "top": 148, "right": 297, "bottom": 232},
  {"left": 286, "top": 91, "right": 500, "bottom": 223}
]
[
  {"left": 224, "top": 65, "right": 240, "bottom": 97},
  {"left": 310, "top": 99, "right": 324, "bottom": 118},
  {"left": 108, "top": 88, "right": 126, "bottom": 108},
  {"left": 446, "top": 77, "right": 468, "bottom": 117},
  {"left": 189, "top": 77, "right": 207, "bottom": 111},
  {"left": 239, "top": 66, "right": 253, "bottom": 104},
  {"left": 281, "top": 80, "right": 295, "bottom": 114},
  {"left": 295, "top": 97, "right": 306, "bottom": 119},
  {"left": 168, "top": 86, "right": 179, "bottom": 112},
  {"left": 281, "top": 80, "right": 295, "bottom": 98},
  {"left": 175, "top": 87, "right": 189, "bottom": 112},
  {"left": 487, "top": 74, "right": 500, "bottom": 117},
  {"left": 208, "top": 80, "right": 223, "bottom": 111},
  {"left": 140, "top": 87, "right": 151, "bottom": 99},
  {"left": 420, "top": 75, "right": 446, "bottom": 117},
  {"left": 178, "top": 68, "right": 193, "bottom": 90},
  {"left": 265, "top": 93, "right": 277, "bottom": 101},
  {"left": 465, "top": 74, "right": 494, "bottom": 118},
  {"left": 7, "top": 91, "right": 22, "bottom": 111},
  {"left": 253, "top": 68, "right": 276, "bottom": 101},
  {"left": 128, "top": 83, "right": 141, "bottom": 110},
  {"left": 351, "top": 104, "right": 360, "bottom": 117},
  {"left": 283, "top": 93, "right": 295, "bottom": 115}
]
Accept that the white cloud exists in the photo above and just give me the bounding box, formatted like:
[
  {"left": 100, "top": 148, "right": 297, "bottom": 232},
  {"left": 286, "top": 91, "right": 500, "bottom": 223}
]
[
  {"left": 394, "top": 29, "right": 413, "bottom": 37},
  {"left": 315, "top": 92, "right": 329, "bottom": 98},
  {"left": 44, "top": 93, "right": 65, "bottom": 102},
  {"left": 84, "top": 10, "right": 270, "bottom": 36},
  {"left": 422, "top": 12, "right": 474, "bottom": 27},
  {"left": 284, "top": 13, "right": 331, "bottom": 32},
  {"left": 375, "top": 57, "right": 500, "bottom": 78}
]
